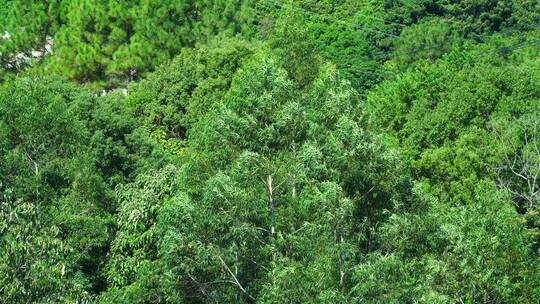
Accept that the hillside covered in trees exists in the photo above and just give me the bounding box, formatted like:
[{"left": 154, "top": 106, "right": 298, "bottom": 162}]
[{"left": 1, "top": 1, "right": 540, "bottom": 303}]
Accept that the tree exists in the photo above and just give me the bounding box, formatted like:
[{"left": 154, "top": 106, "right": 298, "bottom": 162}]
[
  {"left": 0, "top": 190, "right": 90, "bottom": 302},
  {"left": 105, "top": 47, "right": 409, "bottom": 302},
  {"left": 0, "top": 76, "right": 158, "bottom": 299},
  {"left": 366, "top": 38, "right": 540, "bottom": 197},
  {"left": 351, "top": 181, "right": 540, "bottom": 303},
  {"left": 493, "top": 115, "right": 540, "bottom": 211},
  {"left": 49, "top": 0, "right": 255, "bottom": 88},
  {"left": 0, "top": 0, "right": 58, "bottom": 79},
  {"left": 263, "top": 1, "right": 383, "bottom": 91},
  {"left": 128, "top": 36, "right": 255, "bottom": 148},
  {"left": 0, "top": 76, "right": 111, "bottom": 300},
  {"left": 2, "top": 1, "right": 540, "bottom": 302}
]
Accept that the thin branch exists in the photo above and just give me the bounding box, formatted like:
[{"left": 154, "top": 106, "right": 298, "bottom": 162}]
[{"left": 217, "top": 254, "right": 255, "bottom": 300}]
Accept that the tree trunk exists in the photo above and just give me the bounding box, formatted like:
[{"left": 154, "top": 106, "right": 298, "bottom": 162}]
[{"left": 267, "top": 175, "right": 276, "bottom": 238}]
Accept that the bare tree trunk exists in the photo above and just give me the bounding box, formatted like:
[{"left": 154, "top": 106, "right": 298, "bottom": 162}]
[
  {"left": 291, "top": 173, "right": 297, "bottom": 199},
  {"left": 267, "top": 175, "right": 276, "bottom": 238},
  {"left": 23, "top": 148, "right": 39, "bottom": 198},
  {"left": 339, "top": 227, "right": 345, "bottom": 290},
  {"left": 235, "top": 251, "right": 239, "bottom": 302}
]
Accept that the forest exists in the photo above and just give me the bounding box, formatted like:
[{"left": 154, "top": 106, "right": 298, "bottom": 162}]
[{"left": 1, "top": 0, "right": 540, "bottom": 303}]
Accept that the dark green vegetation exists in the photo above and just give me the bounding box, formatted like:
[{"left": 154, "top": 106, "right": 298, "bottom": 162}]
[{"left": 1, "top": 0, "right": 540, "bottom": 303}]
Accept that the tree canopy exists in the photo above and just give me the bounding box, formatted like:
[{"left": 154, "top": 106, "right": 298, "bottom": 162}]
[{"left": 1, "top": 0, "right": 540, "bottom": 302}]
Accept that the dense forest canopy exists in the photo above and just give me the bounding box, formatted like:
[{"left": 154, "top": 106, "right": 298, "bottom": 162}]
[{"left": 1, "top": 0, "right": 540, "bottom": 303}]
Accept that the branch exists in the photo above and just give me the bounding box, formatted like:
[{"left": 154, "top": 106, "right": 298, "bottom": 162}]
[
  {"left": 22, "top": 148, "right": 39, "bottom": 176},
  {"left": 217, "top": 254, "right": 255, "bottom": 300}
]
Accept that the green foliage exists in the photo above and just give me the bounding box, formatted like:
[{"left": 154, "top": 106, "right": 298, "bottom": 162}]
[
  {"left": 263, "top": 1, "right": 383, "bottom": 91},
  {"left": 367, "top": 40, "right": 540, "bottom": 182},
  {"left": 0, "top": 0, "right": 59, "bottom": 79},
  {"left": 0, "top": 192, "right": 90, "bottom": 303},
  {"left": 0, "top": 77, "right": 109, "bottom": 301},
  {"left": 103, "top": 51, "right": 409, "bottom": 302},
  {"left": 381, "top": 0, "right": 540, "bottom": 35},
  {"left": 128, "top": 37, "right": 255, "bottom": 144},
  {"left": 1, "top": 0, "right": 255, "bottom": 87},
  {"left": 0, "top": 76, "right": 161, "bottom": 301},
  {"left": 351, "top": 181, "right": 539, "bottom": 303},
  {"left": 359, "top": 36, "right": 540, "bottom": 302},
  {"left": 0, "top": 77, "right": 91, "bottom": 199},
  {"left": 392, "top": 19, "right": 462, "bottom": 66},
  {"left": 102, "top": 166, "right": 182, "bottom": 303},
  {"left": 2, "top": 1, "right": 540, "bottom": 303}
]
